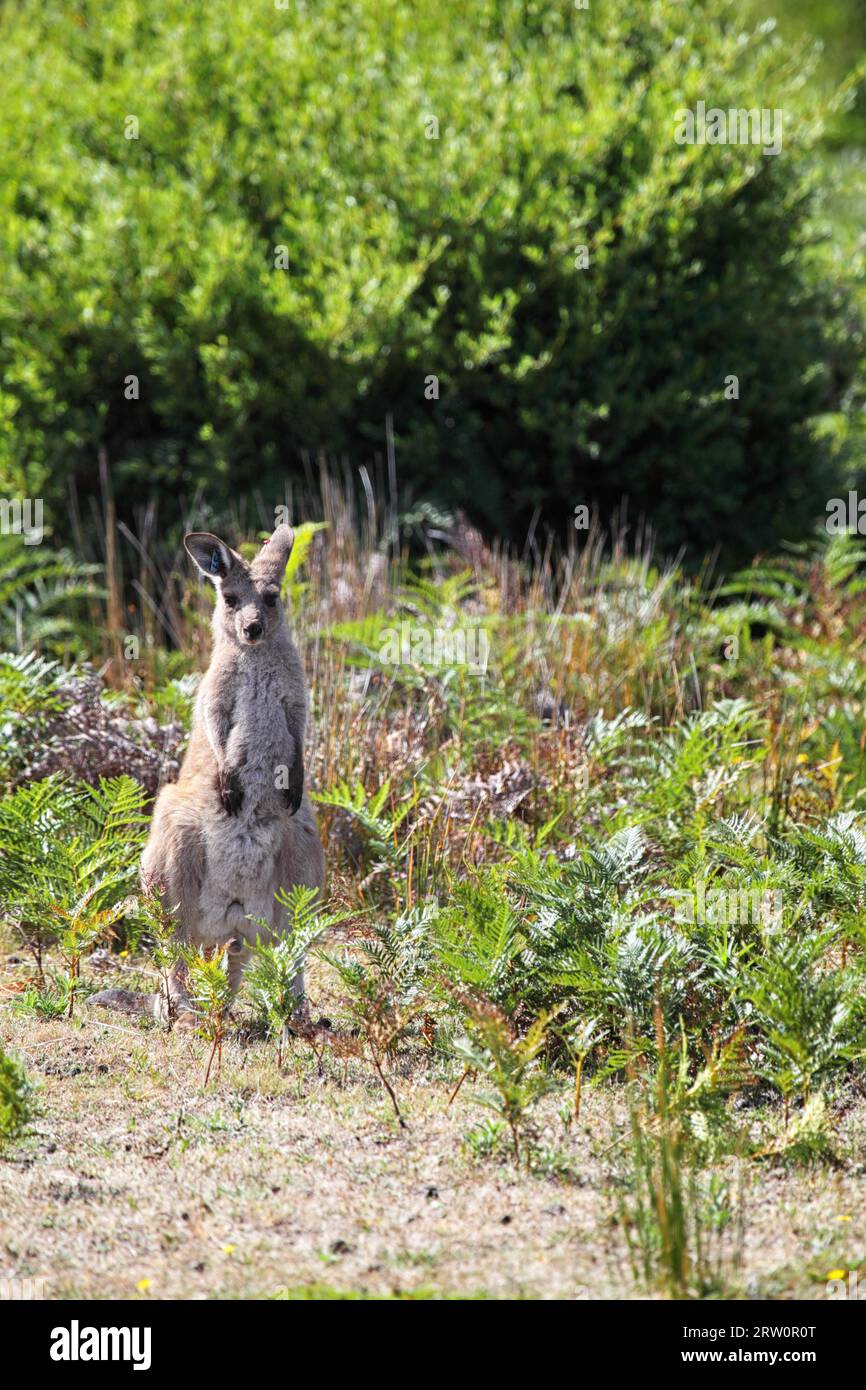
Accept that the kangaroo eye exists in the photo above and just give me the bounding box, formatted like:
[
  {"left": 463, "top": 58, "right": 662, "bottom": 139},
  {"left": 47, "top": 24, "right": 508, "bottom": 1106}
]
[
  {"left": 223, "top": 594, "right": 238, "bottom": 609},
  {"left": 263, "top": 591, "right": 278, "bottom": 607}
]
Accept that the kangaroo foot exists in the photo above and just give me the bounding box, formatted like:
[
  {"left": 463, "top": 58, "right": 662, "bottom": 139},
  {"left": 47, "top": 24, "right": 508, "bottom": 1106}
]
[{"left": 87, "top": 988, "right": 158, "bottom": 1018}]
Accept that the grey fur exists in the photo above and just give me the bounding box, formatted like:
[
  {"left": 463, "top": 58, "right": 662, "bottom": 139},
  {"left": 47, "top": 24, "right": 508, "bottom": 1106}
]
[{"left": 89, "top": 524, "right": 324, "bottom": 1021}]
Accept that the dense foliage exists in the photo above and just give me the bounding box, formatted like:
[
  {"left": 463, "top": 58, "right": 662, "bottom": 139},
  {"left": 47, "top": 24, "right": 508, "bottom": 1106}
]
[{"left": 0, "top": 0, "right": 862, "bottom": 560}]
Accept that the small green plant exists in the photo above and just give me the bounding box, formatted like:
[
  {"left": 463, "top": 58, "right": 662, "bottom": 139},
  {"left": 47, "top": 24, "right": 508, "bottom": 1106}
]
[
  {"left": 183, "top": 947, "right": 234, "bottom": 1085},
  {"left": 323, "top": 908, "right": 437, "bottom": 1126},
  {"left": 463, "top": 1117, "right": 506, "bottom": 1160},
  {"left": 134, "top": 891, "right": 183, "bottom": 1030},
  {"left": 616, "top": 1014, "right": 747, "bottom": 1299},
  {"left": 450, "top": 998, "right": 559, "bottom": 1165},
  {"left": 54, "top": 904, "right": 125, "bottom": 1018},
  {"left": 559, "top": 1015, "right": 605, "bottom": 1122},
  {"left": 755, "top": 1091, "right": 838, "bottom": 1166},
  {"left": 245, "top": 886, "right": 347, "bottom": 1067},
  {"left": 246, "top": 937, "right": 311, "bottom": 1068},
  {"left": 324, "top": 973, "right": 417, "bottom": 1128},
  {"left": 0, "top": 1046, "right": 35, "bottom": 1148},
  {"left": 12, "top": 974, "right": 75, "bottom": 1021}
]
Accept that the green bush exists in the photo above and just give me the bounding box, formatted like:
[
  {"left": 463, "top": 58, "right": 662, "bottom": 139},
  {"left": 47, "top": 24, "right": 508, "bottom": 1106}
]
[{"left": 0, "top": 0, "right": 860, "bottom": 560}]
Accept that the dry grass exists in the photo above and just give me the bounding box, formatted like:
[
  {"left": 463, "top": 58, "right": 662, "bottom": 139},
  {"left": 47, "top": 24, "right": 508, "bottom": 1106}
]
[{"left": 2, "top": 950, "right": 864, "bottom": 1302}]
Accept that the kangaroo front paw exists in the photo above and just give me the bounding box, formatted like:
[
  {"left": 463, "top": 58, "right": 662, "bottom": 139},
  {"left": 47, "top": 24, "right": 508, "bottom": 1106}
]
[
  {"left": 281, "top": 761, "right": 304, "bottom": 817},
  {"left": 218, "top": 768, "right": 244, "bottom": 816}
]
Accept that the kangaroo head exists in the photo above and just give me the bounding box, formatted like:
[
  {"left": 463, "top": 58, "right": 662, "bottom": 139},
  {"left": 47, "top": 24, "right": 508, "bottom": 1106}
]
[{"left": 184, "top": 525, "right": 295, "bottom": 649}]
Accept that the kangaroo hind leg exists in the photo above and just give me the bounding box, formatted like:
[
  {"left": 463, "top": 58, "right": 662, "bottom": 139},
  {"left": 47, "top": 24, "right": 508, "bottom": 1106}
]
[{"left": 89, "top": 795, "right": 206, "bottom": 1023}]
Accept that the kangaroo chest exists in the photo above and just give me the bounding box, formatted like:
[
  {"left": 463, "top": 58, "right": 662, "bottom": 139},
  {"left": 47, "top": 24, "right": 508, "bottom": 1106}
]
[{"left": 225, "top": 660, "right": 291, "bottom": 805}]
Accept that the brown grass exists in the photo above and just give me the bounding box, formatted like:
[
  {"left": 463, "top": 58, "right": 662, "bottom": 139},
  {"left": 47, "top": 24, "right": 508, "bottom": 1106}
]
[{"left": 2, "top": 950, "right": 864, "bottom": 1301}]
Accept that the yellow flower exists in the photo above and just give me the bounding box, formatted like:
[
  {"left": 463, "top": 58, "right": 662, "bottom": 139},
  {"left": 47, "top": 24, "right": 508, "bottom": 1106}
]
[
  {"left": 222, "top": 1244, "right": 235, "bottom": 1256},
  {"left": 837, "top": 1215, "right": 852, "bottom": 1222},
  {"left": 136, "top": 1278, "right": 152, "bottom": 1292},
  {"left": 827, "top": 1269, "right": 846, "bottom": 1281}
]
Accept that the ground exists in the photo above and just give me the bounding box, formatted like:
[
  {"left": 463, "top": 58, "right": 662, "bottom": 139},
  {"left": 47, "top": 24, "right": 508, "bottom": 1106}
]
[{"left": 2, "top": 954, "right": 863, "bottom": 1302}]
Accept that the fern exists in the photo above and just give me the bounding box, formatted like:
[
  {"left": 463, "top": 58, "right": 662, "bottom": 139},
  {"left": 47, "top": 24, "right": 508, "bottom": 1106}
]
[
  {"left": 246, "top": 886, "right": 348, "bottom": 1064},
  {"left": 0, "top": 534, "right": 100, "bottom": 655},
  {"left": 0, "top": 774, "right": 148, "bottom": 978},
  {"left": 450, "top": 1000, "right": 560, "bottom": 1164}
]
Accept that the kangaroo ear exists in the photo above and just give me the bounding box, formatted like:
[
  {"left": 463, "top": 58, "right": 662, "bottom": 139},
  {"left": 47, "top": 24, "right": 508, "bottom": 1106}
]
[
  {"left": 251, "top": 524, "right": 295, "bottom": 585},
  {"left": 184, "top": 533, "right": 236, "bottom": 582}
]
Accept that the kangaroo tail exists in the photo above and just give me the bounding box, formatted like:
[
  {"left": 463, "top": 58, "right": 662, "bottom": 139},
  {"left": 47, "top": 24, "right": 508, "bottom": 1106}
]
[{"left": 87, "top": 987, "right": 162, "bottom": 1019}]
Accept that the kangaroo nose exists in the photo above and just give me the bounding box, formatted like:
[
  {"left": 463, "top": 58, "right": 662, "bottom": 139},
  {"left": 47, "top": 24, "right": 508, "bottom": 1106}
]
[{"left": 245, "top": 621, "right": 262, "bottom": 640}]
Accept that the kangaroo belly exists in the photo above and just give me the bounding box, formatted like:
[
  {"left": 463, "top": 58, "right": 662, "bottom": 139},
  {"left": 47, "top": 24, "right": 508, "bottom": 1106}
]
[{"left": 197, "top": 813, "right": 283, "bottom": 945}]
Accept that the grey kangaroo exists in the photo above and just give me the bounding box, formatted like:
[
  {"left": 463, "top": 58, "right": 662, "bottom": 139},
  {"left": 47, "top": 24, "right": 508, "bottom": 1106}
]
[{"left": 90, "top": 524, "right": 325, "bottom": 1021}]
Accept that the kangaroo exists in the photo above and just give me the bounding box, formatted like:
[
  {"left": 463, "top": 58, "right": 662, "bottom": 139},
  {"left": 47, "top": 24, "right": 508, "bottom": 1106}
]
[{"left": 90, "top": 524, "right": 325, "bottom": 1022}]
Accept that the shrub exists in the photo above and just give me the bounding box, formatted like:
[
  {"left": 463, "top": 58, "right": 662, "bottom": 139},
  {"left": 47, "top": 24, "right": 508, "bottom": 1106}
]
[{"left": 0, "top": 0, "right": 859, "bottom": 561}]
